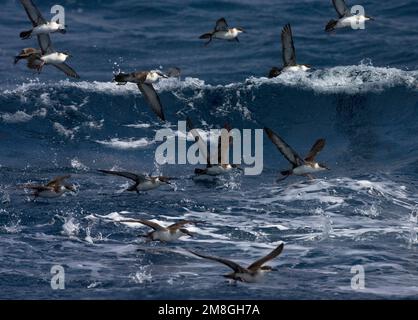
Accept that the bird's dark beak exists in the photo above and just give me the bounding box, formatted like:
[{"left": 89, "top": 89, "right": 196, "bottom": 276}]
[
  {"left": 271, "top": 268, "right": 278, "bottom": 272},
  {"left": 367, "top": 16, "right": 375, "bottom": 21}
]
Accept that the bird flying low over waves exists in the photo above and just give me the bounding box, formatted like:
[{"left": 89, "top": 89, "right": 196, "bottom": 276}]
[
  {"left": 113, "top": 69, "right": 179, "bottom": 121},
  {"left": 264, "top": 127, "right": 329, "bottom": 181},
  {"left": 20, "top": 175, "right": 76, "bottom": 199},
  {"left": 325, "top": 0, "right": 374, "bottom": 32},
  {"left": 98, "top": 170, "right": 172, "bottom": 193},
  {"left": 115, "top": 219, "right": 199, "bottom": 242},
  {"left": 188, "top": 243, "right": 284, "bottom": 283},
  {"left": 19, "top": 0, "right": 66, "bottom": 39},
  {"left": 269, "top": 24, "right": 311, "bottom": 78},
  {"left": 186, "top": 117, "right": 242, "bottom": 177},
  {"left": 199, "top": 18, "right": 245, "bottom": 46}
]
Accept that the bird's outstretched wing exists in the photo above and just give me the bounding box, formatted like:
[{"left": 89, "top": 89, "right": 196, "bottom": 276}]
[
  {"left": 186, "top": 117, "right": 211, "bottom": 165},
  {"left": 188, "top": 250, "right": 248, "bottom": 273},
  {"left": 305, "top": 139, "right": 326, "bottom": 162},
  {"left": 215, "top": 18, "right": 228, "bottom": 31},
  {"left": 247, "top": 243, "right": 284, "bottom": 271},
  {"left": 98, "top": 170, "right": 147, "bottom": 183},
  {"left": 264, "top": 127, "right": 304, "bottom": 167},
  {"left": 52, "top": 63, "right": 80, "bottom": 79},
  {"left": 20, "top": 0, "right": 46, "bottom": 26},
  {"left": 281, "top": 24, "right": 296, "bottom": 67},
  {"left": 333, "top": 0, "right": 350, "bottom": 18},
  {"left": 137, "top": 83, "right": 165, "bottom": 121}
]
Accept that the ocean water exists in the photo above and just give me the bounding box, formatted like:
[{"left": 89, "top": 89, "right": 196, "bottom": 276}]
[{"left": 1, "top": 0, "right": 418, "bottom": 300}]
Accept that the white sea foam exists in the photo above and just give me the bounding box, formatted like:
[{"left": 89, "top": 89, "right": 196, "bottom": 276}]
[{"left": 95, "top": 137, "right": 153, "bottom": 149}]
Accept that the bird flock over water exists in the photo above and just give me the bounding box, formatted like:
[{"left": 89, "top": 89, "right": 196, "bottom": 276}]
[{"left": 11, "top": 0, "right": 375, "bottom": 283}]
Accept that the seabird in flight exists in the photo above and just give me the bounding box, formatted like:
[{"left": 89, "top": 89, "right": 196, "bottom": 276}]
[
  {"left": 98, "top": 170, "right": 172, "bottom": 193},
  {"left": 115, "top": 219, "right": 197, "bottom": 242},
  {"left": 199, "top": 18, "right": 245, "bottom": 46},
  {"left": 264, "top": 127, "right": 329, "bottom": 181},
  {"left": 187, "top": 117, "right": 242, "bottom": 177},
  {"left": 114, "top": 70, "right": 169, "bottom": 121},
  {"left": 189, "top": 243, "right": 284, "bottom": 283},
  {"left": 269, "top": 24, "right": 311, "bottom": 78},
  {"left": 325, "top": 0, "right": 374, "bottom": 32},
  {"left": 20, "top": 175, "right": 76, "bottom": 199}
]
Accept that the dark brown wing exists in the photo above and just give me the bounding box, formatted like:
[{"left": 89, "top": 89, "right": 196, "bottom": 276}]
[
  {"left": 305, "top": 139, "right": 326, "bottom": 162},
  {"left": 21, "top": 185, "right": 51, "bottom": 192},
  {"left": 247, "top": 243, "right": 284, "bottom": 271},
  {"left": 281, "top": 24, "right": 296, "bottom": 67},
  {"left": 20, "top": 0, "right": 46, "bottom": 26},
  {"left": 264, "top": 127, "right": 303, "bottom": 168},
  {"left": 188, "top": 250, "right": 247, "bottom": 273},
  {"left": 137, "top": 83, "right": 165, "bottom": 121}
]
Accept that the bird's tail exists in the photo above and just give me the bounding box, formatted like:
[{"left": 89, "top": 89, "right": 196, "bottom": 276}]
[
  {"left": 20, "top": 30, "right": 32, "bottom": 39},
  {"left": 194, "top": 168, "right": 207, "bottom": 175},
  {"left": 325, "top": 20, "right": 337, "bottom": 32}
]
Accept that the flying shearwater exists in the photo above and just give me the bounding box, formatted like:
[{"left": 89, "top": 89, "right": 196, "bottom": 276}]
[
  {"left": 98, "top": 170, "right": 171, "bottom": 193},
  {"left": 187, "top": 117, "right": 241, "bottom": 177},
  {"left": 20, "top": 175, "right": 76, "bottom": 199},
  {"left": 264, "top": 127, "right": 329, "bottom": 180},
  {"left": 325, "top": 0, "right": 374, "bottom": 32},
  {"left": 269, "top": 24, "right": 311, "bottom": 78},
  {"left": 199, "top": 18, "right": 245, "bottom": 46},
  {"left": 189, "top": 243, "right": 284, "bottom": 283},
  {"left": 116, "top": 219, "right": 197, "bottom": 242},
  {"left": 14, "top": 47, "right": 41, "bottom": 68},
  {"left": 114, "top": 70, "right": 170, "bottom": 121},
  {"left": 19, "top": 0, "right": 66, "bottom": 39},
  {"left": 18, "top": 0, "right": 79, "bottom": 78}
]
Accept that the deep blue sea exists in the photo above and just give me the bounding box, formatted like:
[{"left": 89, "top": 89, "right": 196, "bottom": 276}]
[{"left": 1, "top": 0, "right": 418, "bottom": 300}]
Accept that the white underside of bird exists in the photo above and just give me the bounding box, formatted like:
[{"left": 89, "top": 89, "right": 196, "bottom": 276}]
[
  {"left": 151, "top": 230, "right": 184, "bottom": 242},
  {"left": 213, "top": 29, "right": 240, "bottom": 40},
  {"left": 136, "top": 180, "right": 164, "bottom": 191}
]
